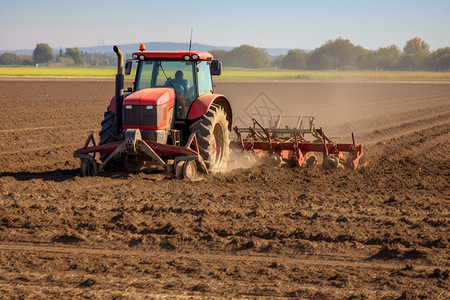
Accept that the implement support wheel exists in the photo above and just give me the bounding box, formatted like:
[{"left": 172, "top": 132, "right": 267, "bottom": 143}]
[
  {"left": 80, "top": 158, "right": 98, "bottom": 177},
  {"left": 175, "top": 160, "right": 198, "bottom": 180}
]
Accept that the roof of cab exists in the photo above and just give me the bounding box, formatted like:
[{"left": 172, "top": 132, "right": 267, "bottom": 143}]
[{"left": 132, "top": 51, "right": 214, "bottom": 60}]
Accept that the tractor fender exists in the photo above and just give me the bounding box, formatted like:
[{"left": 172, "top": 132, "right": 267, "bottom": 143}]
[
  {"left": 108, "top": 92, "right": 132, "bottom": 113},
  {"left": 188, "top": 94, "right": 233, "bottom": 130}
]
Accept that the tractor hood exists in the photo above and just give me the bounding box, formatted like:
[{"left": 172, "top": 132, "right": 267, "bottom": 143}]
[
  {"left": 122, "top": 88, "right": 175, "bottom": 132},
  {"left": 124, "top": 88, "right": 175, "bottom": 106}
]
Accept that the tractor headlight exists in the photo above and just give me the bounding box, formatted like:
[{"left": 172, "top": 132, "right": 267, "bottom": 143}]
[
  {"left": 132, "top": 54, "right": 138, "bottom": 59},
  {"left": 183, "top": 55, "right": 190, "bottom": 61},
  {"left": 139, "top": 55, "right": 145, "bottom": 60},
  {"left": 191, "top": 54, "right": 199, "bottom": 60}
]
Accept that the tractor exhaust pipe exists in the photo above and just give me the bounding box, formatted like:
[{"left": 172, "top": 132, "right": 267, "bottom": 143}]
[{"left": 113, "top": 45, "right": 124, "bottom": 134}]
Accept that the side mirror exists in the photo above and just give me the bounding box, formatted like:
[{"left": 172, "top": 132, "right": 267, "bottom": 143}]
[
  {"left": 125, "top": 59, "right": 133, "bottom": 75},
  {"left": 210, "top": 60, "right": 222, "bottom": 76}
]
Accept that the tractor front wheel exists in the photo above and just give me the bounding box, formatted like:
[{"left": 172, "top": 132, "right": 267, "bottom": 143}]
[{"left": 190, "top": 104, "right": 229, "bottom": 172}]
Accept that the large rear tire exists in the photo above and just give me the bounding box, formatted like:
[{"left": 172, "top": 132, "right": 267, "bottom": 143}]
[
  {"left": 98, "top": 108, "right": 123, "bottom": 170},
  {"left": 190, "top": 104, "right": 229, "bottom": 172}
]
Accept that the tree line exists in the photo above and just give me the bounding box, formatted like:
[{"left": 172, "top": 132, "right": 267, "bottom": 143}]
[
  {"left": 0, "top": 43, "right": 118, "bottom": 67},
  {"left": 1, "top": 38, "right": 449, "bottom": 71},
  {"left": 212, "top": 37, "right": 449, "bottom": 72}
]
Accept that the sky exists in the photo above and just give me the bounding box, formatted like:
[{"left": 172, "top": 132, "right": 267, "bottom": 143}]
[{"left": 1, "top": 0, "right": 449, "bottom": 51}]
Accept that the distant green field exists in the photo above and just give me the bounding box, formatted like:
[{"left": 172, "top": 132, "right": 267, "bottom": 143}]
[
  {"left": 0, "top": 65, "right": 449, "bottom": 82},
  {"left": 0, "top": 66, "right": 116, "bottom": 77},
  {"left": 219, "top": 68, "right": 450, "bottom": 81}
]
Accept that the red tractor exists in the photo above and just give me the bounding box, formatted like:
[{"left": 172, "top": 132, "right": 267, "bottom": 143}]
[{"left": 74, "top": 45, "right": 232, "bottom": 179}]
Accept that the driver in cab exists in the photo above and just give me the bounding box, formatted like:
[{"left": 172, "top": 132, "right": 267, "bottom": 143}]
[
  {"left": 167, "top": 70, "right": 190, "bottom": 101},
  {"left": 167, "top": 70, "right": 190, "bottom": 118}
]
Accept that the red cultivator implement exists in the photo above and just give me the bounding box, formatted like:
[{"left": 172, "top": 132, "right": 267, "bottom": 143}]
[
  {"left": 230, "top": 116, "right": 363, "bottom": 169},
  {"left": 74, "top": 129, "right": 208, "bottom": 179}
]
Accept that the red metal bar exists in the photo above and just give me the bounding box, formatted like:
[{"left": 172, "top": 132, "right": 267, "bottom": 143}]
[
  {"left": 352, "top": 132, "right": 356, "bottom": 150},
  {"left": 83, "top": 133, "right": 96, "bottom": 148},
  {"left": 230, "top": 141, "right": 359, "bottom": 152},
  {"left": 139, "top": 141, "right": 198, "bottom": 156},
  {"left": 75, "top": 141, "right": 123, "bottom": 155},
  {"left": 75, "top": 140, "right": 198, "bottom": 157},
  {"left": 293, "top": 131, "right": 305, "bottom": 166},
  {"left": 322, "top": 131, "right": 328, "bottom": 156}
]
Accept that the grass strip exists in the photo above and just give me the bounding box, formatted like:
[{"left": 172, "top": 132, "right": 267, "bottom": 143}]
[{"left": 1, "top": 66, "right": 449, "bottom": 81}]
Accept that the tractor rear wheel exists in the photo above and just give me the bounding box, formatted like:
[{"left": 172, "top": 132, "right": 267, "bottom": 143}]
[
  {"left": 98, "top": 108, "right": 123, "bottom": 170},
  {"left": 190, "top": 104, "right": 229, "bottom": 172}
]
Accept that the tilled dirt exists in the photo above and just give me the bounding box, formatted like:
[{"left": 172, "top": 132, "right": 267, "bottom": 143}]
[{"left": 0, "top": 78, "right": 449, "bottom": 299}]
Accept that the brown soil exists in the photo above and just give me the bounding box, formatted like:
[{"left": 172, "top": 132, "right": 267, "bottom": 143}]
[{"left": 0, "top": 78, "right": 449, "bottom": 299}]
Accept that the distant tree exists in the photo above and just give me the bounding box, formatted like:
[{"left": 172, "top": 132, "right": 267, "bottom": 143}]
[
  {"left": 88, "top": 55, "right": 100, "bottom": 67},
  {"left": 57, "top": 48, "right": 63, "bottom": 63},
  {"left": 22, "top": 55, "right": 34, "bottom": 65},
  {"left": 306, "top": 38, "right": 364, "bottom": 70},
  {"left": 209, "top": 49, "right": 229, "bottom": 62},
  {"left": 0, "top": 52, "right": 23, "bottom": 65},
  {"left": 307, "top": 51, "right": 334, "bottom": 70},
  {"left": 225, "top": 45, "right": 271, "bottom": 68},
  {"left": 398, "top": 54, "right": 418, "bottom": 71},
  {"left": 403, "top": 37, "right": 430, "bottom": 56},
  {"left": 59, "top": 56, "right": 75, "bottom": 66},
  {"left": 328, "top": 38, "right": 356, "bottom": 69},
  {"left": 425, "top": 47, "right": 450, "bottom": 71},
  {"left": 370, "top": 45, "right": 401, "bottom": 70},
  {"left": 271, "top": 54, "right": 285, "bottom": 69},
  {"left": 100, "top": 55, "right": 112, "bottom": 66},
  {"left": 399, "top": 37, "right": 430, "bottom": 70},
  {"left": 83, "top": 52, "right": 115, "bottom": 67},
  {"left": 33, "top": 43, "right": 54, "bottom": 64},
  {"left": 65, "top": 47, "right": 84, "bottom": 65},
  {"left": 281, "top": 49, "right": 306, "bottom": 69},
  {"left": 354, "top": 46, "right": 370, "bottom": 70}
]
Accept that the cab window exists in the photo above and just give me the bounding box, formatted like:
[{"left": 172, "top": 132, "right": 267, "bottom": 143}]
[{"left": 197, "top": 61, "right": 213, "bottom": 95}]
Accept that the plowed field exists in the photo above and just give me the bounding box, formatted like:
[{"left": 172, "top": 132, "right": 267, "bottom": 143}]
[{"left": 0, "top": 78, "right": 449, "bottom": 299}]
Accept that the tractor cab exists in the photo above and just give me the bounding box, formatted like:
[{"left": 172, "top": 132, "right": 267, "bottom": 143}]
[
  {"left": 111, "top": 44, "right": 228, "bottom": 151},
  {"left": 125, "top": 47, "right": 222, "bottom": 120}
]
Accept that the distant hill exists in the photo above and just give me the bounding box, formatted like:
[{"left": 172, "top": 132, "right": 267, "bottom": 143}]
[
  {"left": 1, "top": 42, "right": 292, "bottom": 58},
  {"left": 0, "top": 49, "right": 34, "bottom": 56},
  {"left": 78, "top": 42, "right": 233, "bottom": 57}
]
